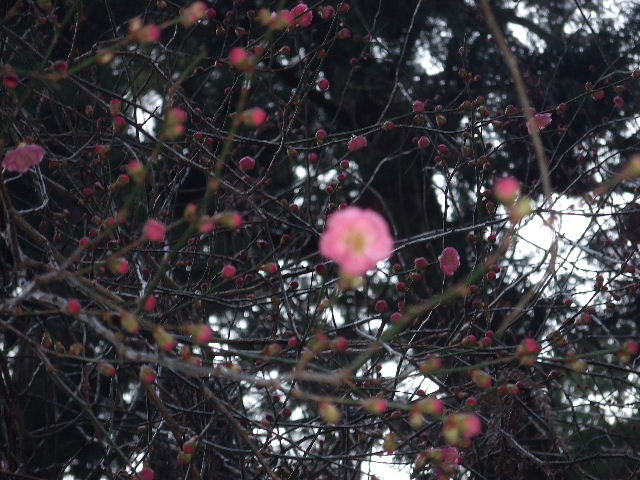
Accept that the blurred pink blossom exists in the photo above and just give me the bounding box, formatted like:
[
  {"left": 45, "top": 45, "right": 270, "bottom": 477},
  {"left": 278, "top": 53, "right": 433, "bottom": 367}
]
[
  {"left": 439, "top": 247, "right": 460, "bottom": 277},
  {"left": 527, "top": 112, "right": 552, "bottom": 134},
  {"left": 2, "top": 144, "right": 45, "bottom": 173},
  {"left": 494, "top": 176, "right": 521, "bottom": 205},
  {"left": 290, "top": 3, "right": 312, "bottom": 27},
  {"left": 319, "top": 206, "right": 394, "bottom": 276},
  {"left": 144, "top": 219, "right": 166, "bottom": 242}
]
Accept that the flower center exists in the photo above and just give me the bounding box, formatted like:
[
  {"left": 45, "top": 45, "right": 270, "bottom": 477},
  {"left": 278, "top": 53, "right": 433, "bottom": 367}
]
[{"left": 345, "top": 230, "right": 367, "bottom": 253}]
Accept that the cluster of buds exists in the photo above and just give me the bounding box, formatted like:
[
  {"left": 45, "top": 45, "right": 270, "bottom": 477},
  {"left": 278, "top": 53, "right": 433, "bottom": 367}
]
[
  {"left": 516, "top": 338, "right": 542, "bottom": 366},
  {"left": 164, "top": 107, "right": 187, "bottom": 139},
  {"left": 257, "top": 8, "right": 293, "bottom": 29},
  {"left": 418, "top": 447, "right": 462, "bottom": 480},
  {"left": 128, "top": 17, "right": 161, "bottom": 44},
  {"left": 180, "top": 2, "right": 207, "bottom": 27},
  {"left": 442, "top": 413, "right": 481, "bottom": 447},
  {"left": 409, "top": 396, "right": 444, "bottom": 429}
]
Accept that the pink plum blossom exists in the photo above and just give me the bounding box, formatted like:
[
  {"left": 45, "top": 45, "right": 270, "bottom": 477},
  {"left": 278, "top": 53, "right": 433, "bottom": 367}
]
[
  {"left": 319, "top": 206, "right": 394, "bottom": 276},
  {"left": 290, "top": 3, "right": 312, "bottom": 28},
  {"left": 2, "top": 144, "right": 45, "bottom": 173},
  {"left": 494, "top": 176, "right": 521, "bottom": 205},
  {"left": 439, "top": 247, "right": 460, "bottom": 277},
  {"left": 527, "top": 112, "right": 552, "bottom": 134}
]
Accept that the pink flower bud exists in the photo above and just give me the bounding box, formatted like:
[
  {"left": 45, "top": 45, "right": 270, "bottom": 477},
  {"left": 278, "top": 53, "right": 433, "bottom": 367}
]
[
  {"left": 412, "top": 100, "right": 425, "bottom": 113},
  {"left": 260, "top": 263, "right": 278, "bottom": 275},
  {"left": 144, "top": 295, "right": 157, "bottom": 312},
  {"left": 332, "top": 336, "right": 349, "bottom": 352},
  {"left": 239, "top": 156, "right": 256, "bottom": 172},
  {"left": 222, "top": 264, "right": 237, "bottom": 279},
  {"left": 347, "top": 136, "right": 368, "bottom": 152},
  {"left": 290, "top": 3, "right": 313, "bottom": 27},
  {"left": 186, "top": 323, "right": 214, "bottom": 345},
  {"left": 229, "top": 47, "right": 255, "bottom": 71},
  {"left": 361, "top": 398, "right": 388, "bottom": 415},
  {"left": 417, "top": 396, "right": 444, "bottom": 416},
  {"left": 214, "top": 211, "right": 244, "bottom": 230},
  {"left": 470, "top": 369, "right": 492, "bottom": 389},
  {"left": 154, "top": 326, "right": 177, "bottom": 352},
  {"left": 108, "top": 257, "right": 130, "bottom": 275},
  {"left": 240, "top": 107, "right": 267, "bottom": 127},
  {"left": 516, "top": 338, "right": 541, "bottom": 366},
  {"left": 121, "top": 312, "right": 140, "bottom": 334},
  {"left": 414, "top": 257, "right": 428, "bottom": 270},
  {"left": 2, "top": 65, "right": 19, "bottom": 89},
  {"left": 66, "top": 299, "right": 82, "bottom": 316},
  {"left": 494, "top": 176, "right": 520, "bottom": 205},
  {"left": 182, "top": 436, "right": 198, "bottom": 454},
  {"left": 144, "top": 219, "right": 166, "bottom": 242},
  {"left": 98, "top": 361, "right": 116, "bottom": 377},
  {"left": 135, "top": 467, "right": 155, "bottom": 480},
  {"left": 417, "top": 136, "right": 430, "bottom": 149},
  {"left": 317, "top": 78, "right": 330, "bottom": 90},
  {"left": 320, "top": 5, "right": 335, "bottom": 20},
  {"left": 139, "top": 365, "right": 157, "bottom": 384},
  {"left": 315, "top": 128, "right": 328, "bottom": 141},
  {"left": 375, "top": 299, "right": 389, "bottom": 313}
]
